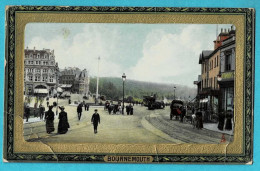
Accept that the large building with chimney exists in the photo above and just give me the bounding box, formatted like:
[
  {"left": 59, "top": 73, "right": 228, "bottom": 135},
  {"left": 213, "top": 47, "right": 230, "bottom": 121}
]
[
  {"left": 59, "top": 67, "right": 89, "bottom": 95},
  {"left": 24, "top": 47, "right": 59, "bottom": 96},
  {"left": 195, "top": 26, "right": 236, "bottom": 121}
]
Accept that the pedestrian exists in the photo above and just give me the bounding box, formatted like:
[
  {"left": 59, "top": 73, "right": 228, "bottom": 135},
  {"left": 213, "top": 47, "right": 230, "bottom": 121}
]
[
  {"left": 130, "top": 105, "right": 134, "bottom": 115},
  {"left": 180, "top": 106, "right": 186, "bottom": 123},
  {"left": 57, "top": 106, "right": 70, "bottom": 134},
  {"left": 195, "top": 109, "right": 203, "bottom": 129},
  {"left": 68, "top": 98, "right": 71, "bottom": 104},
  {"left": 84, "top": 103, "right": 87, "bottom": 111},
  {"left": 24, "top": 105, "right": 30, "bottom": 122},
  {"left": 225, "top": 110, "right": 233, "bottom": 131},
  {"left": 39, "top": 104, "right": 45, "bottom": 120},
  {"left": 126, "top": 105, "right": 130, "bottom": 115},
  {"left": 108, "top": 105, "right": 113, "bottom": 114},
  {"left": 87, "top": 104, "right": 89, "bottom": 111},
  {"left": 113, "top": 105, "right": 117, "bottom": 114},
  {"left": 46, "top": 97, "right": 49, "bottom": 107},
  {"left": 77, "top": 103, "right": 83, "bottom": 121},
  {"left": 91, "top": 109, "right": 100, "bottom": 134},
  {"left": 218, "top": 111, "right": 225, "bottom": 131},
  {"left": 191, "top": 113, "right": 196, "bottom": 128},
  {"left": 45, "top": 106, "right": 55, "bottom": 134},
  {"left": 83, "top": 101, "right": 86, "bottom": 110}
]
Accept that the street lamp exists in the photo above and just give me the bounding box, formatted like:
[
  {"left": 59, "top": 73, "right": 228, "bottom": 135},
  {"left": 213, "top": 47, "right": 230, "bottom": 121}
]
[
  {"left": 55, "top": 63, "right": 59, "bottom": 115},
  {"left": 122, "top": 73, "right": 126, "bottom": 115},
  {"left": 174, "top": 86, "right": 176, "bottom": 100}
]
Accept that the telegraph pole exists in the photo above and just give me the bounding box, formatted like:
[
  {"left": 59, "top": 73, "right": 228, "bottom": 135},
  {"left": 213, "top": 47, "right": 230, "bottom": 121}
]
[{"left": 96, "top": 57, "right": 100, "bottom": 104}]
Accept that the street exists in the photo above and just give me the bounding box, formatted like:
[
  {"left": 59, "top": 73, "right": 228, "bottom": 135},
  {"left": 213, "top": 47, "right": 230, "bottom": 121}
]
[{"left": 23, "top": 97, "right": 233, "bottom": 144}]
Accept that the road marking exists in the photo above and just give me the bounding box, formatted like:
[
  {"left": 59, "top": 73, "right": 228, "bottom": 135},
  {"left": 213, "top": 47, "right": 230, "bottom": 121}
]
[{"left": 141, "top": 116, "right": 185, "bottom": 144}]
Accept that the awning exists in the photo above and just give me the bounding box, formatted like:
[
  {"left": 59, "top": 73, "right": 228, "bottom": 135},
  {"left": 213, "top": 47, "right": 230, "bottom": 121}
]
[
  {"left": 34, "top": 89, "right": 48, "bottom": 94},
  {"left": 60, "top": 84, "right": 72, "bottom": 88},
  {"left": 200, "top": 98, "right": 209, "bottom": 103},
  {"left": 57, "top": 87, "right": 63, "bottom": 93}
]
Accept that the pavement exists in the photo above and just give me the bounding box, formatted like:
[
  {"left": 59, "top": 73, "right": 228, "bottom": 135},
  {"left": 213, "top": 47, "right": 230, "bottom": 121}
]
[
  {"left": 203, "top": 123, "right": 234, "bottom": 135},
  {"left": 23, "top": 95, "right": 233, "bottom": 144}
]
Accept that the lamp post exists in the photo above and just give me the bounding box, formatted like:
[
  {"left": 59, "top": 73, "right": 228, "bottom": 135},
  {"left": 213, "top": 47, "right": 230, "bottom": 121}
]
[
  {"left": 96, "top": 57, "right": 100, "bottom": 104},
  {"left": 122, "top": 73, "right": 126, "bottom": 115},
  {"left": 174, "top": 86, "right": 176, "bottom": 100},
  {"left": 55, "top": 63, "right": 59, "bottom": 115}
]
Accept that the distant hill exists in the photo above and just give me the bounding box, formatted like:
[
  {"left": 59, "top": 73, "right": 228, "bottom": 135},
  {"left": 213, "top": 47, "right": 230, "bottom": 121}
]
[{"left": 89, "top": 77, "right": 196, "bottom": 101}]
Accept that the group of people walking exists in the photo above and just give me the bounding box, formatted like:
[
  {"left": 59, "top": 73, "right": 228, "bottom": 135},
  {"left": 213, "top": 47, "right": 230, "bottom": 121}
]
[
  {"left": 45, "top": 105, "right": 70, "bottom": 134},
  {"left": 191, "top": 110, "right": 204, "bottom": 129},
  {"left": 104, "top": 102, "right": 134, "bottom": 115},
  {"left": 43, "top": 103, "right": 101, "bottom": 134},
  {"left": 77, "top": 101, "right": 90, "bottom": 120}
]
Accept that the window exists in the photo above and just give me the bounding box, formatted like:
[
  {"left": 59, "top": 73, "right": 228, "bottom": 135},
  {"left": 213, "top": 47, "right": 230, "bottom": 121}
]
[
  {"left": 49, "top": 76, "right": 54, "bottom": 82},
  {"left": 43, "top": 69, "right": 48, "bottom": 73},
  {"left": 29, "top": 53, "right": 33, "bottom": 58},
  {"left": 225, "top": 54, "right": 232, "bottom": 71},
  {"left": 44, "top": 54, "right": 47, "bottom": 59},
  {"left": 42, "top": 76, "right": 48, "bottom": 82},
  {"left": 35, "top": 75, "right": 40, "bottom": 82},
  {"left": 214, "top": 57, "right": 216, "bottom": 68},
  {"left": 36, "top": 69, "right": 41, "bottom": 73},
  {"left": 37, "top": 53, "right": 40, "bottom": 58},
  {"left": 25, "top": 55, "right": 29, "bottom": 58},
  {"left": 28, "top": 75, "right": 33, "bottom": 81},
  {"left": 28, "top": 68, "right": 33, "bottom": 72},
  {"left": 217, "top": 56, "right": 218, "bottom": 67}
]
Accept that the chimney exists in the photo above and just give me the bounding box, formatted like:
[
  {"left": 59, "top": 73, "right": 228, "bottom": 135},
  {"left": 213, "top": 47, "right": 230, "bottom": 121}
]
[
  {"left": 221, "top": 28, "right": 223, "bottom": 33},
  {"left": 231, "top": 25, "right": 234, "bottom": 30},
  {"left": 224, "top": 28, "right": 227, "bottom": 33},
  {"left": 26, "top": 46, "right": 28, "bottom": 50},
  {"left": 33, "top": 46, "right": 35, "bottom": 52}
]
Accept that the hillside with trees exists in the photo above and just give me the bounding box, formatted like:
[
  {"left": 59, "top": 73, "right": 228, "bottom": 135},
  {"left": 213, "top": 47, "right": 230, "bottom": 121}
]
[{"left": 89, "top": 77, "right": 196, "bottom": 102}]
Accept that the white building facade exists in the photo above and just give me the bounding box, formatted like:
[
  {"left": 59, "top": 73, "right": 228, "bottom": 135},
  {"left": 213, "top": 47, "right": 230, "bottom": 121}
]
[{"left": 24, "top": 47, "right": 59, "bottom": 96}]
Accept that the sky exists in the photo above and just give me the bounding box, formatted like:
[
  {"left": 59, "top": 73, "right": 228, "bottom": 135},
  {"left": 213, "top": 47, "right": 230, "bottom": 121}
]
[{"left": 25, "top": 23, "right": 232, "bottom": 87}]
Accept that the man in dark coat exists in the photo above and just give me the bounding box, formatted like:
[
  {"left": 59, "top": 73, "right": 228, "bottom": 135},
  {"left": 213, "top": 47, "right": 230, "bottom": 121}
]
[
  {"left": 46, "top": 97, "right": 49, "bottom": 107},
  {"left": 84, "top": 103, "right": 87, "bottom": 111},
  {"left": 126, "top": 105, "right": 130, "bottom": 115},
  {"left": 180, "top": 106, "right": 186, "bottom": 123},
  {"left": 218, "top": 111, "right": 225, "bottom": 131},
  {"left": 24, "top": 105, "right": 30, "bottom": 122},
  {"left": 58, "top": 106, "right": 70, "bottom": 134},
  {"left": 108, "top": 105, "right": 113, "bottom": 115},
  {"left": 39, "top": 104, "right": 45, "bottom": 120},
  {"left": 86, "top": 104, "right": 89, "bottom": 111},
  {"left": 195, "top": 109, "right": 203, "bottom": 129},
  {"left": 130, "top": 104, "right": 133, "bottom": 115},
  {"left": 225, "top": 110, "right": 233, "bottom": 131},
  {"left": 77, "top": 103, "right": 82, "bottom": 120},
  {"left": 45, "top": 106, "right": 55, "bottom": 134},
  {"left": 91, "top": 109, "right": 100, "bottom": 134}
]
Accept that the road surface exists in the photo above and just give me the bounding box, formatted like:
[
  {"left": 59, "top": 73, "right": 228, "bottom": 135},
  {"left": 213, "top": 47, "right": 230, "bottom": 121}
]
[{"left": 23, "top": 97, "right": 233, "bottom": 144}]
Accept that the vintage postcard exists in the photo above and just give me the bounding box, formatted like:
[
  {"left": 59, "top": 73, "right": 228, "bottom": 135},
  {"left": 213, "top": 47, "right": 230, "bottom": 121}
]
[{"left": 4, "top": 6, "right": 254, "bottom": 163}]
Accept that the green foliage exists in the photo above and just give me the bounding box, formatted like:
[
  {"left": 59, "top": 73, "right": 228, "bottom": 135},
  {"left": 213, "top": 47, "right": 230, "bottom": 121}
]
[{"left": 89, "top": 77, "right": 196, "bottom": 101}]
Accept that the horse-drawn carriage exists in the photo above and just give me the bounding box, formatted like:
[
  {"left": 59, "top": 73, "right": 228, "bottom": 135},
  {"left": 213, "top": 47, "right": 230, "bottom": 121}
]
[
  {"left": 170, "top": 100, "right": 183, "bottom": 120},
  {"left": 143, "top": 96, "right": 165, "bottom": 110}
]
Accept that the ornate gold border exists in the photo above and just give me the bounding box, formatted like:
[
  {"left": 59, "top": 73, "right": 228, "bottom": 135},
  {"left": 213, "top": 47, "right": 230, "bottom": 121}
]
[{"left": 13, "top": 12, "right": 244, "bottom": 155}]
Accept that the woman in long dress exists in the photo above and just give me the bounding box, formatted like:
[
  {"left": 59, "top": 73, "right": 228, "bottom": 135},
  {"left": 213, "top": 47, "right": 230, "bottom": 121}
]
[
  {"left": 58, "top": 106, "right": 70, "bottom": 134},
  {"left": 225, "top": 110, "right": 233, "bottom": 131},
  {"left": 45, "top": 106, "right": 55, "bottom": 134}
]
